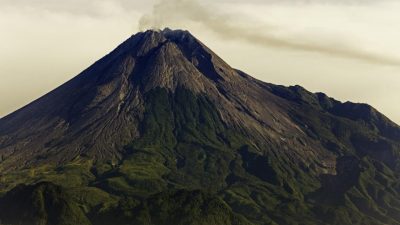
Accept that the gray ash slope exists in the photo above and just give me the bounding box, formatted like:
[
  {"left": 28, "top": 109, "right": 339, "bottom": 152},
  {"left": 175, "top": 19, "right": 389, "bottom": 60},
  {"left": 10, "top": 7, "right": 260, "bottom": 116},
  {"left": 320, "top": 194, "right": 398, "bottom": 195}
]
[
  {"left": 0, "top": 29, "right": 335, "bottom": 170},
  {"left": 0, "top": 29, "right": 400, "bottom": 225}
]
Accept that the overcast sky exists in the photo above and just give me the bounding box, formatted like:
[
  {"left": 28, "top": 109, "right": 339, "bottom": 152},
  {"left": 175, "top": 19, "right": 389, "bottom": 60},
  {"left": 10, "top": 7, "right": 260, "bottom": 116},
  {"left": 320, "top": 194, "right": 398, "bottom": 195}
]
[{"left": 0, "top": 0, "right": 399, "bottom": 124}]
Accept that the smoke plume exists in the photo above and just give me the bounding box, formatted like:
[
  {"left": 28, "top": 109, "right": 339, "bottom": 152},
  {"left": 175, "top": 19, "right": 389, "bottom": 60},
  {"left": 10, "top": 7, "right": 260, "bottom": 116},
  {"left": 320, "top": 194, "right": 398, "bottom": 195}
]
[{"left": 139, "top": 0, "right": 400, "bottom": 66}]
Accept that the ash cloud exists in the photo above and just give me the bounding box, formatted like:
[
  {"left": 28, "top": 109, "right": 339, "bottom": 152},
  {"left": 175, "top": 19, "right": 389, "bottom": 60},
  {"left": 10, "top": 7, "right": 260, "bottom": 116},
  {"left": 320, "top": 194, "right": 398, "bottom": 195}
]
[
  {"left": 139, "top": 0, "right": 400, "bottom": 66},
  {"left": 223, "top": 0, "right": 389, "bottom": 5}
]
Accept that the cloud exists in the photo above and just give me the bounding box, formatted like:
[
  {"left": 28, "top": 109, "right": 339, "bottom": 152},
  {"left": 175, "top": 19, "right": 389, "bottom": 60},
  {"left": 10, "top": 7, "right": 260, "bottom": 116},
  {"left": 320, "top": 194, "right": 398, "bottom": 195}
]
[
  {"left": 221, "top": 0, "right": 389, "bottom": 5},
  {"left": 0, "top": 0, "right": 152, "bottom": 17},
  {"left": 139, "top": 0, "right": 400, "bottom": 66}
]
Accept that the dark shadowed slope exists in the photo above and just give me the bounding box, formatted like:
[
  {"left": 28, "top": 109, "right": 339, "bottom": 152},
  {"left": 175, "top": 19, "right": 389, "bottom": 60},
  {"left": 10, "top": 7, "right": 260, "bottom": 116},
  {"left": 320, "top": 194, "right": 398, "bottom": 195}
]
[{"left": 0, "top": 29, "right": 400, "bottom": 225}]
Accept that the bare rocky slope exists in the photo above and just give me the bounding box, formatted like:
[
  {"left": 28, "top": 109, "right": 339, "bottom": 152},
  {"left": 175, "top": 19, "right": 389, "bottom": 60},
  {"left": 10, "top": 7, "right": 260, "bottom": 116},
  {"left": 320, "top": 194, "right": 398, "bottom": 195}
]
[{"left": 0, "top": 29, "right": 399, "bottom": 225}]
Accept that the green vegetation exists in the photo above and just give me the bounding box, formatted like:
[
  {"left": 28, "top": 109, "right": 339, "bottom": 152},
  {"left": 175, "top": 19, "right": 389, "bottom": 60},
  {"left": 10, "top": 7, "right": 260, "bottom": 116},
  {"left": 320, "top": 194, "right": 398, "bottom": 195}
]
[{"left": 0, "top": 87, "right": 400, "bottom": 225}]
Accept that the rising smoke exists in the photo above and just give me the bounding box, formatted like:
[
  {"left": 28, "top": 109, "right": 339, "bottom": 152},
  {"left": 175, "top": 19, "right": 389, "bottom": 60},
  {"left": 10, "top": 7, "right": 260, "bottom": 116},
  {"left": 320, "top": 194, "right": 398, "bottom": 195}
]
[{"left": 139, "top": 0, "right": 400, "bottom": 66}]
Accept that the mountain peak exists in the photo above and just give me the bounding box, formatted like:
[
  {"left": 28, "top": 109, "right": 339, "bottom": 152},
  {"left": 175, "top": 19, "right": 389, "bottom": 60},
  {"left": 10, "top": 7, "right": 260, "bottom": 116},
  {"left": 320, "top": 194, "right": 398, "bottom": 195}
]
[
  {"left": 161, "top": 28, "right": 194, "bottom": 41},
  {"left": 1, "top": 28, "right": 398, "bottom": 176},
  {"left": 1, "top": 28, "right": 400, "bottom": 225},
  {"left": 113, "top": 28, "right": 239, "bottom": 91},
  {"left": 0, "top": 29, "right": 244, "bottom": 167},
  {"left": 123, "top": 28, "right": 196, "bottom": 57},
  {"left": 140, "top": 28, "right": 192, "bottom": 39}
]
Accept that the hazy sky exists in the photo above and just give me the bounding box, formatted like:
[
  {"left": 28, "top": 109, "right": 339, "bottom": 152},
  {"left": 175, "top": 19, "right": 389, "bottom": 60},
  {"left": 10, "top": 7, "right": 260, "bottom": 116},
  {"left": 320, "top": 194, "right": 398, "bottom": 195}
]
[{"left": 0, "top": 0, "right": 399, "bottom": 124}]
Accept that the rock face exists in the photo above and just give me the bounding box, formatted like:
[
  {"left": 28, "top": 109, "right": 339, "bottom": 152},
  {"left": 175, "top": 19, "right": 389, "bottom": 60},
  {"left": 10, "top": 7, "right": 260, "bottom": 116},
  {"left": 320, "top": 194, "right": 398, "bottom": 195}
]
[
  {"left": 0, "top": 29, "right": 332, "bottom": 172},
  {"left": 0, "top": 29, "right": 400, "bottom": 225}
]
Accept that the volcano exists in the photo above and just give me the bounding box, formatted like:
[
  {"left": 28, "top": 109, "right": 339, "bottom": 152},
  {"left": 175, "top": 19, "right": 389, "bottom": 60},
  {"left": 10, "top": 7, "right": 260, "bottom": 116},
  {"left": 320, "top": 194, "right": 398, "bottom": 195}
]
[{"left": 0, "top": 29, "right": 400, "bottom": 225}]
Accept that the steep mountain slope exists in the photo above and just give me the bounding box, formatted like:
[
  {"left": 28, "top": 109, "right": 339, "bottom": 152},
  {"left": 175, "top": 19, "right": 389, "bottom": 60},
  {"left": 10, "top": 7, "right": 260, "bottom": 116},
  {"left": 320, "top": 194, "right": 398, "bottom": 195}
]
[{"left": 0, "top": 29, "right": 399, "bottom": 225}]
